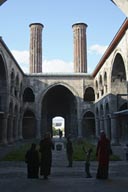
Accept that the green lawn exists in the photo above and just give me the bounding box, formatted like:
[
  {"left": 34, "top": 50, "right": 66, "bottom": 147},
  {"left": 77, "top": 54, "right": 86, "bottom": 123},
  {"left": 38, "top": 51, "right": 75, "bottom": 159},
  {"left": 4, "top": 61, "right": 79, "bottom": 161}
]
[
  {"left": 72, "top": 139, "right": 120, "bottom": 161},
  {"left": 1, "top": 139, "right": 120, "bottom": 161}
]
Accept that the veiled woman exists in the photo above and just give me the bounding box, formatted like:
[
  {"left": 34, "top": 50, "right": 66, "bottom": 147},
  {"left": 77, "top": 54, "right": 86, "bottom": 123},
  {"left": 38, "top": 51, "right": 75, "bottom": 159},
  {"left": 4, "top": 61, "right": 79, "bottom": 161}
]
[{"left": 39, "top": 132, "right": 54, "bottom": 179}]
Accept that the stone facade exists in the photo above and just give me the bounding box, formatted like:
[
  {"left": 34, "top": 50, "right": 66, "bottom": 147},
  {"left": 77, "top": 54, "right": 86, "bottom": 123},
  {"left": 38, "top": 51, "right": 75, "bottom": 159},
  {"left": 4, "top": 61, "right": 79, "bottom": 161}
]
[{"left": 0, "top": 18, "right": 128, "bottom": 145}]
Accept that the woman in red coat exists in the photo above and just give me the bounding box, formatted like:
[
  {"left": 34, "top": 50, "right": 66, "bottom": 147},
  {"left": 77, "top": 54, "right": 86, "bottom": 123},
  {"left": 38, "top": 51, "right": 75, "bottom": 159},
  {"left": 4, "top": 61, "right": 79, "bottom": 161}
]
[{"left": 96, "top": 131, "right": 112, "bottom": 179}]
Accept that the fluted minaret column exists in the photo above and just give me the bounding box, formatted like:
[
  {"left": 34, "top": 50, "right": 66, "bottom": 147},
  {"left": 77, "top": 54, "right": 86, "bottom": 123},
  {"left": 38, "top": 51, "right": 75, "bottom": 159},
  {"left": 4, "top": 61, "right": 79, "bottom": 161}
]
[
  {"left": 72, "top": 23, "right": 88, "bottom": 73},
  {"left": 29, "top": 23, "right": 44, "bottom": 73}
]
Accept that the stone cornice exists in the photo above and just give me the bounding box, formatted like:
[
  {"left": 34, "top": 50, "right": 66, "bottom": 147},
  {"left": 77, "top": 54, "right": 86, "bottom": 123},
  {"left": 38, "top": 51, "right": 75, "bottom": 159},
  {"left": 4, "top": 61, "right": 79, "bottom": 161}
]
[{"left": 92, "top": 18, "right": 128, "bottom": 77}]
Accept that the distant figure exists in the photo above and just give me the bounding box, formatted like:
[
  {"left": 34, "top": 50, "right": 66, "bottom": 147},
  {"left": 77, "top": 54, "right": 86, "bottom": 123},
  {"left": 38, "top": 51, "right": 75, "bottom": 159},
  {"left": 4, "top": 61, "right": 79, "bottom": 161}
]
[
  {"left": 25, "top": 143, "right": 39, "bottom": 179},
  {"left": 96, "top": 131, "right": 112, "bottom": 179},
  {"left": 66, "top": 135, "right": 73, "bottom": 167},
  {"left": 39, "top": 132, "right": 54, "bottom": 179},
  {"left": 59, "top": 129, "right": 62, "bottom": 139},
  {"left": 83, "top": 146, "right": 92, "bottom": 178},
  {"left": 124, "top": 143, "right": 128, "bottom": 160}
]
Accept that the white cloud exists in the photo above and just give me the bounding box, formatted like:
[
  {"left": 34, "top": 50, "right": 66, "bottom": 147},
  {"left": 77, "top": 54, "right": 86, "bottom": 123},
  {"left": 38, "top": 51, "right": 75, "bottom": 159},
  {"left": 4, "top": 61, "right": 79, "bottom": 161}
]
[
  {"left": 88, "top": 44, "right": 108, "bottom": 55},
  {"left": 11, "top": 50, "right": 29, "bottom": 73},
  {"left": 11, "top": 50, "right": 73, "bottom": 73},
  {"left": 11, "top": 45, "right": 107, "bottom": 74},
  {"left": 43, "top": 59, "right": 73, "bottom": 73}
]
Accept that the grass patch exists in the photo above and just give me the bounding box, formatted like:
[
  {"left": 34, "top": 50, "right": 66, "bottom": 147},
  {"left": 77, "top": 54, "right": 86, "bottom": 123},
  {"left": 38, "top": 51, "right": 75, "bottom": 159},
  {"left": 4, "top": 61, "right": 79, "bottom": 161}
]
[
  {"left": 72, "top": 139, "right": 120, "bottom": 161},
  {"left": 1, "top": 143, "right": 31, "bottom": 161},
  {"left": 1, "top": 139, "right": 120, "bottom": 161}
]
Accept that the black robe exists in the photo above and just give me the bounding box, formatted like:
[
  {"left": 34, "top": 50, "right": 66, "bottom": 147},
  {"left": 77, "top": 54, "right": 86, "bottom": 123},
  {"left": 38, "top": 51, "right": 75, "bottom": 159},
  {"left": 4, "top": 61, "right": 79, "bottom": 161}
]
[
  {"left": 39, "top": 138, "right": 54, "bottom": 177},
  {"left": 25, "top": 148, "right": 39, "bottom": 178}
]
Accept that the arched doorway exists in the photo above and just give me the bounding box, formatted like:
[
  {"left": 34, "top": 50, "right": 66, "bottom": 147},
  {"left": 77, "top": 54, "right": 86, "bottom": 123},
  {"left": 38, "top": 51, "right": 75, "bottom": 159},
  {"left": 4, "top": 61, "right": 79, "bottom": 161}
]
[
  {"left": 41, "top": 84, "right": 77, "bottom": 138},
  {"left": 111, "top": 53, "right": 126, "bottom": 95},
  {"left": 22, "top": 110, "right": 36, "bottom": 139},
  {"left": 0, "top": 54, "right": 8, "bottom": 143},
  {"left": 52, "top": 116, "right": 65, "bottom": 137},
  {"left": 118, "top": 103, "right": 128, "bottom": 141},
  {"left": 82, "top": 111, "right": 95, "bottom": 139}
]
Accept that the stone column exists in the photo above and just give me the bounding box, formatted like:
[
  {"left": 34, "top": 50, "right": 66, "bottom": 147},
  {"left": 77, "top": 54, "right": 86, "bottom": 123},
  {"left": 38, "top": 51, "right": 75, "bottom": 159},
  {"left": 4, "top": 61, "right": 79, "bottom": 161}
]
[
  {"left": 111, "top": 114, "right": 119, "bottom": 145},
  {"left": 104, "top": 117, "right": 108, "bottom": 137},
  {"left": 36, "top": 118, "right": 41, "bottom": 139},
  {"left": 19, "top": 115, "right": 23, "bottom": 140},
  {"left": 8, "top": 115, "right": 14, "bottom": 143},
  {"left": 100, "top": 116, "right": 104, "bottom": 131},
  {"left": 1, "top": 114, "right": 8, "bottom": 145},
  {"left": 95, "top": 118, "right": 100, "bottom": 138},
  {"left": 29, "top": 23, "right": 44, "bottom": 73},
  {"left": 72, "top": 23, "right": 88, "bottom": 73},
  {"left": 15, "top": 116, "right": 19, "bottom": 141},
  {"left": 77, "top": 118, "right": 82, "bottom": 137}
]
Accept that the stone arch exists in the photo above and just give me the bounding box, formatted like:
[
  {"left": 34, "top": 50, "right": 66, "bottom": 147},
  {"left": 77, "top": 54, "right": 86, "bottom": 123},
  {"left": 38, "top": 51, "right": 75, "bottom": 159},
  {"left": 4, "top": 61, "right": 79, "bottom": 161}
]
[
  {"left": 82, "top": 111, "right": 95, "bottom": 138},
  {"left": 117, "top": 103, "right": 128, "bottom": 141},
  {"left": 104, "top": 102, "right": 111, "bottom": 139},
  {"left": 100, "top": 104, "right": 104, "bottom": 130},
  {"left": 7, "top": 101, "right": 14, "bottom": 143},
  {"left": 0, "top": 53, "right": 8, "bottom": 112},
  {"left": 99, "top": 74, "right": 104, "bottom": 96},
  {"left": 10, "top": 69, "right": 15, "bottom": 95},
  {"left": 95, "top": 80, "right": 99, "bottom": 99},
  {"left": 95, "top": 107, "right": 100, "bottom": 137},
  {"left": 23, "top": 87, "right": 35, "bottom": 102},
  {"left": 0, "top": 53, "right": 8, "bottom": 143},
  {"left": 42, "top": 82, "right": 80, "bottom": 99},
  {"left": 104, "top": 71, "right": 108, "bottom": 93},
  {"left": 15, "top": 74, "right": 19, "bottom": 98},
  {"left": 84, "top": 87, "right": 95, "bottom": 102},
  {"left": 13, "top": 105, "right": 18, "bottom": 140},
  {"left": 95, "top": 80, "right": 98, "bottom": 91},
  {"left": 22, "top": 109, "right": 36, "bottom": 139},
  {"left": 111, "top": 53, "right": 127, "bottom": 94},
  {"left": 41, "top": 84, "right": 78, "bottom": 138},
  {"left": 19, "top": 81, "right": 23, "bottom": 99}
]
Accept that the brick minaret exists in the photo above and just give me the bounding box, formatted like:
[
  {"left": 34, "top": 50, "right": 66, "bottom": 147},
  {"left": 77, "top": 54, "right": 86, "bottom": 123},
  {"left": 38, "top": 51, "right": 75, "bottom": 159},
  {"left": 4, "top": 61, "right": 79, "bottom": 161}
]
[
  {"left": 72, "top": 23, "right": 88, "bottom": 73},
  {"left": 29, "top": 23, "right": 44, "bottom": 73}
]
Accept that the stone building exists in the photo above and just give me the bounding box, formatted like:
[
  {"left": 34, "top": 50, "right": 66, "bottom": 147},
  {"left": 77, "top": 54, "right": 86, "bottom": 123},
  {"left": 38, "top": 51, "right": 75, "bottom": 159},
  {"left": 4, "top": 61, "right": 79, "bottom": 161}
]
[{"left": 0, "top": 16, "right": 128, "bottom": 145}]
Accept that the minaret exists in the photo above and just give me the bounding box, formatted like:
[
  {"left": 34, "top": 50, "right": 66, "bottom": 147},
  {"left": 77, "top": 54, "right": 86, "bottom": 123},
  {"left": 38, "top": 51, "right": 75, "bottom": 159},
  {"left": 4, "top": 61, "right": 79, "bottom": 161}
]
[
  {"left": 29, "top": 23, "right": 44, "bottom": 73},
  {"left": 72, "top": 23, "right": 88, "bottom": 73}
]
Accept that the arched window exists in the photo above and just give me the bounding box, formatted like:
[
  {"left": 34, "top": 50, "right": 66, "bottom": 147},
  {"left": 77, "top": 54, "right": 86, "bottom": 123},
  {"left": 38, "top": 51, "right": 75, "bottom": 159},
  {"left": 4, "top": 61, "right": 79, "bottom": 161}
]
[
  {"left": 84, "top": 87, "right": 95, "bottom": 102},
  {"left": 23, "top": 87, "right": 35, "bottom": 102}
]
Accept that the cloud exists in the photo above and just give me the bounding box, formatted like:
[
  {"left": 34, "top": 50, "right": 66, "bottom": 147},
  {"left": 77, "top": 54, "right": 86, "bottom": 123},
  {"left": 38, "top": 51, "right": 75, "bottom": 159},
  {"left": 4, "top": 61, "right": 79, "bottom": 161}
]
[
  {"left": 11, "top": 50, "right": 29, "bottom": 73},
  {"left": 11, "top": 45, "right": 107, "bottom": 74},
  {"left": 11, "top": 50, "right": 73, "bottom": 73},
  {"left": 43, "top": 59, "right": 73, "bottom": 73},
  {"left": 88, "top": 44, "right": 108, "bottom": 55}
]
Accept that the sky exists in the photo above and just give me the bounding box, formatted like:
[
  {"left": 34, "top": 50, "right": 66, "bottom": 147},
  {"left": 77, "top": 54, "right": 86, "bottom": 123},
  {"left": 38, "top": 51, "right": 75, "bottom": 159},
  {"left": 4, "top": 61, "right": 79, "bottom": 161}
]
[{"left": 0, "top": 0, "right": 126, "bottom": 74}]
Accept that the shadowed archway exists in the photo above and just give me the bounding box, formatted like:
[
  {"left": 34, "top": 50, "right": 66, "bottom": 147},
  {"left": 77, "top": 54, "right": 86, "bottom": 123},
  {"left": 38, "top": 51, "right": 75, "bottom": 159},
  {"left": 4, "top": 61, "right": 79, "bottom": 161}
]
[{"left": 41, "top": 85, "right": 77, "bottom": 138}]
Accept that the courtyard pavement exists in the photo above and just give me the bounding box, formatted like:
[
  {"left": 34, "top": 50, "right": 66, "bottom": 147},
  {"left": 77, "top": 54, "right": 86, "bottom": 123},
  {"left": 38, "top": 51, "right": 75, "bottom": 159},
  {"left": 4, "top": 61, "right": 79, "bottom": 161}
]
[{"left": 0, "top": 138, "right": 128, "bottom": 192}]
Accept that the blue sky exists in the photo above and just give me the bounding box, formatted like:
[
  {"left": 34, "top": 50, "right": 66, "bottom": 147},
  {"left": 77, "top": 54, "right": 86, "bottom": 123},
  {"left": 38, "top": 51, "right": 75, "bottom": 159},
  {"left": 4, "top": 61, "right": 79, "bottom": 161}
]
[{"left": 0, "top": 0, "right": 126, "bottom": 73}]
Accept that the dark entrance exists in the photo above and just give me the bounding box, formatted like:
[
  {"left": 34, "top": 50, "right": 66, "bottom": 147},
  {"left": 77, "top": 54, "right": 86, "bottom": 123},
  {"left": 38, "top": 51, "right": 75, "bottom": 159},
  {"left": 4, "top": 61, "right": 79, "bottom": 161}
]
[
  {"left": 41, "top": 85, "right": 77, "bottom": 138},
  {"left": 82, "top": 111, "right": 95, "bottom": 139},
  {"left": 22, "top": 110, "right": 36, "bottom": 139}
]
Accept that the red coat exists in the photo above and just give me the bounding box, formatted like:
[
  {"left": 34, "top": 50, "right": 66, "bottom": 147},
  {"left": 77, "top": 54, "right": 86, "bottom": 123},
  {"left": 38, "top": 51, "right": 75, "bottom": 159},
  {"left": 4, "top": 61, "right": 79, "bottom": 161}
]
[{"left": 96, "top": 135, "right": 110, "bottom": 166}]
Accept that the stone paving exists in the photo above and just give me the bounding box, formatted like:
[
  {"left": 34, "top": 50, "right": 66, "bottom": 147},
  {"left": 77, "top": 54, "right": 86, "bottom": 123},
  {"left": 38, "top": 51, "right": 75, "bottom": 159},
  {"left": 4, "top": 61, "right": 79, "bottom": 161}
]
[{"left": 0, "top": 139, "right": 128, "bottom": 192}]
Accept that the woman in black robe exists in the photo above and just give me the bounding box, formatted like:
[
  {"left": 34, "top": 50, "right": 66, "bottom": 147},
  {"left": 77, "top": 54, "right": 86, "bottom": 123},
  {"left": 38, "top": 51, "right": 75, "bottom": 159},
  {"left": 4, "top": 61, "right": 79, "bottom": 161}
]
[
  {"left": 25, "top": 143, "right": 39, "bottom": 178},
  {"left": 39, "top": 132, "right": 54, "bottom": 179}
]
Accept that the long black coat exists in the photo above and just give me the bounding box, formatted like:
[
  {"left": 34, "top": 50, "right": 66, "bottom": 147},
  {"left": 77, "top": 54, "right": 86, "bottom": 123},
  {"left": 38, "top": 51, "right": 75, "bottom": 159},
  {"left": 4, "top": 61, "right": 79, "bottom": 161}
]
[
  {"left": 25, "top": 147, "right": 39, "bottom": 178},
  {"left": 39, "top": 138, "right": 54, "bottom": 177}
]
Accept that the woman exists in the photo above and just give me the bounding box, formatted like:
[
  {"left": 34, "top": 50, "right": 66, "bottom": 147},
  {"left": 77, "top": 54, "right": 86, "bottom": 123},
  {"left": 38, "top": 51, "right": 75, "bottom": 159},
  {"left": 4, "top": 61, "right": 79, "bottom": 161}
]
[
  {"left": 25, "top": 143, "right": 39, "bottom": 178},
  {"left": 96, "top": 131, "right": 112, "bottom": 179},
  {"left": 39, "top": 132, "right": 54, "bottom": 179}
]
